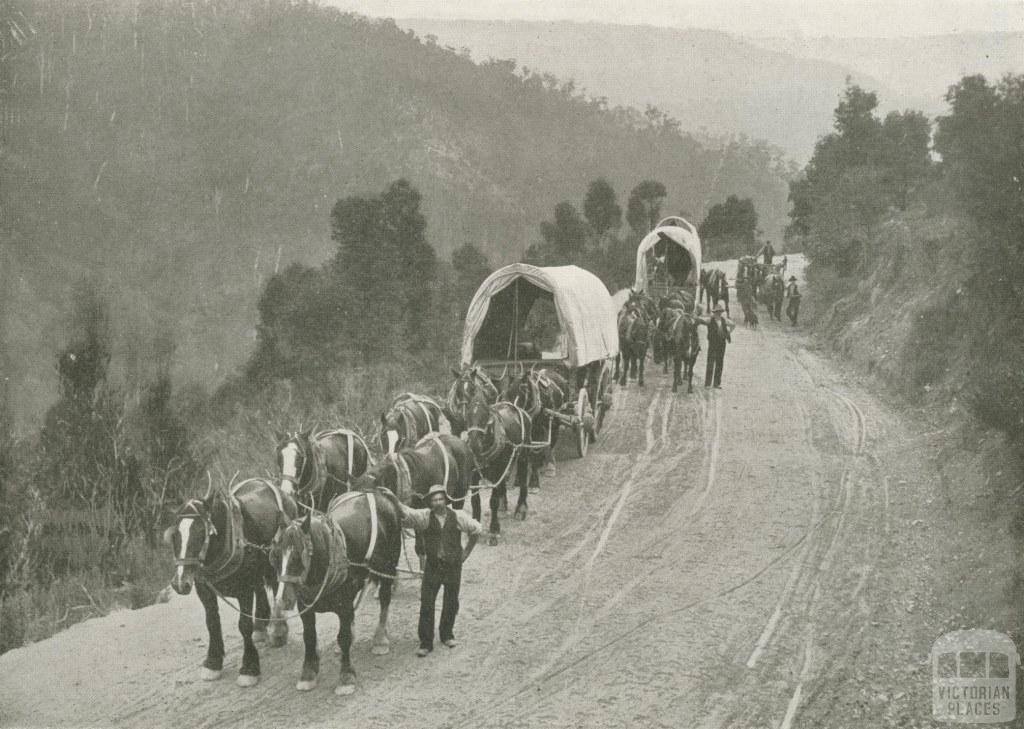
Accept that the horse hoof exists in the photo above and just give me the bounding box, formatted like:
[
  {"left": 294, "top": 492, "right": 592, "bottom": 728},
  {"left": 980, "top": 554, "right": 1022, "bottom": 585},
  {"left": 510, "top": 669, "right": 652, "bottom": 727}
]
[
  {"left": 334, "top": 643, "right": 342, "bottom": 655},
  {"left": 371, "top": 643, "right": 390, "bottom": 656},
  {"left": 515, "top": 509, "right": 527, "bottom": 521},
  {"left": 200, "top": 667, "right": 222, "bottom": 682},
  {"left": 268, "top": 633, "right": 288, "bottom": 648},
  {"left": 236, "top": 674, "right": 260, "bottom": 688},
  {"left": 296, "top": 679, "right": 317, "bottom": 692},
  {"left": 335, "top": 683, "right": 356, "bottom": 697},
  {"left": 488, "top": 535, "right": 499, "bottom": 546},
  {"left": 252, "top": 630, "right": 268, "bottom": 645}
]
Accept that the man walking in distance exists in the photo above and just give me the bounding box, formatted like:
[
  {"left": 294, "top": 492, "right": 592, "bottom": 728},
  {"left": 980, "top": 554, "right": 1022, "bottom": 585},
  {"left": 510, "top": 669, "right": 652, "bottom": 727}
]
[
  {"left": 698, "top": 302, "right": 735, "bottom": 389},
  {"left": 785, "top": 275, "right": 801, "bottom": 326},
  {"left": 400, "top": 484, "right": 483, "bottom": 657},
  {"left": 756, "top": 240, "right": 776, "bottom": 266}
]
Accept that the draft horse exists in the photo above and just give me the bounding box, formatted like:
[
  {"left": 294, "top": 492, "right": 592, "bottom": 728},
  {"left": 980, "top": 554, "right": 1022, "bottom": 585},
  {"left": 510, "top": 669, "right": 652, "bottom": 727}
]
[
  {"left": 655, "top": 290, "right": 694, "bottom": 374},
  {"left": 503, "top": 368, "right": 567, "bottom": 466},
  {"left": 275, "top": 428, "right": 373, "bottom": 512},
  {"left": 616, "top": 294, "right": 651, "bottom": 387},
  {"left": 354, "top": 433, "right": 476, "bottom": 565},
  {"left": 464, "top": 400, "right": 537, "bottom": 544},
  {"left": 165, "top": 477, "right": 297, "bottom": 686},
  {"left": 762, "top": 273, "right": 785, "bottom": 322},
  {"left": 736, "top": 278, "right": 759, "bottom": 328},
  {"left": 700, "top": 268, "right": 730, "bottom": 316},
  {"left": 445, "top": 365, "right": 500, "bottom": 436},
  {"left": 380, "top": 393, "right": 447, "bottom": 455},
  {"left": 270, "top": 487, "right": 402, "bottom": 695},
  {"left": 660, "top": 306, "right": 701, "bottom": 393}
]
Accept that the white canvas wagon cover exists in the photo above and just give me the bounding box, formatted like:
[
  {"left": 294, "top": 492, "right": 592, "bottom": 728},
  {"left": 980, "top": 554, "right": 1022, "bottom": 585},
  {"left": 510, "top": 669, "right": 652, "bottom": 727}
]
[
  {"left": 633, "top": 216, "right": 702, "bottom": 292},
  {"left": 461, "top": 263, "right": 619, "bottom": 368}
]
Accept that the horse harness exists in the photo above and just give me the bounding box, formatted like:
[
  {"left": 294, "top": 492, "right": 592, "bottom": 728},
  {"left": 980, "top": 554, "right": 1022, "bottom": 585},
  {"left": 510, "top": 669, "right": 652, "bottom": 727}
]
[
  {"left": 392, "top": 394, "right": 448, "bottom": 443},
  {"left": 468, "top": 403, "right": 536, "bottom": 488},
  {"left": 176, "top": 479, "right": 289, "bottom": 585},
  {"left": 315, "top": 428, "right": 374, "bottom": 488},
  {"left": 390, "top": 433, "right": 462, "bottom": 502},
  {"left": 281, "top": 488, "right": 396, "bottom": 608},
  {"left": 283, "top": 429, "right": 373, "bottom": 503}
]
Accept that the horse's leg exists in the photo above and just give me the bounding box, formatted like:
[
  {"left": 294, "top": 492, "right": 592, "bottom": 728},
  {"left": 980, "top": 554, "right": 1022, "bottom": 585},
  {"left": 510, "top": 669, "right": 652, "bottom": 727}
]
[
  {"left": 687, "top": 356, "right": 695, "bottom": 394},
  {"left": 236, "top": 588, "right": 260, "bottom": 687},
  {"left": 488, "top": 483, "right": 502, "bottom": 545},
  {"left": 672, "top": 354, "right": 681, "bottom": 393},
  {"left": 335, "top": 596, "right": 357, "bottom": 696},
  {"left": 514, "top": 451, "right": 530, "bottom": 521},
  {"left": 296, "top": 605, "right": 320, "bottom": 691},
  {"left": 638, "top": 348, "right": 645, "bottom": 387},
  {"left": 266, "top": 575, "right": 290, "bottom": 647},
  {"left": 614, "top": 353, "right": 620, "bottom": 382},
  {"left": 618, "top": 353, "right": 627, "bottom": 386},
  {"left": 529, "top": 449, "right": 543, "bottom": 493},
  {"left": 196, "top": 582, "right": 225, "bottom": 681},
  {"left": 252, "top": 582, "right": 270, "bottom": 645},
  {"left": 371, "top": 578, "right": 393, "bottom": 656},
  {"left": 471, "top": 490, "right": 483, "bottom": 524}
]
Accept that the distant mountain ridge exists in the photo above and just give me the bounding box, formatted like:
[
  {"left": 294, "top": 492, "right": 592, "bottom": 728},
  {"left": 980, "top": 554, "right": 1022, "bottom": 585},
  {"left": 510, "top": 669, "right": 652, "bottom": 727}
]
[
  {"left": 398, "top": 20, "right": 1024, "bottom": 161},
  {"left": 749, "top": 32, "right": 1024, "bottom": 118},
  {"left": 397, "top": 19, "right": 894, "bottom": 162}
]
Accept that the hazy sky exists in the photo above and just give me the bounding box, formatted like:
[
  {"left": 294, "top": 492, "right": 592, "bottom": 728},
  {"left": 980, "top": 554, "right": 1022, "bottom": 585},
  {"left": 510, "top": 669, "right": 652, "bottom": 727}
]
[{"left": 329, "top": 0, "right": 1024, "bottom": 37}]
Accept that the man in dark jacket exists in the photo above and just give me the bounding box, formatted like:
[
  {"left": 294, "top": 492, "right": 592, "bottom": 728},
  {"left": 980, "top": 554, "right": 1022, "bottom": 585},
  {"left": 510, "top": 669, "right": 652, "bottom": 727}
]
[
  {"left": 699, "top": 302, "right": 735, "bottom": 389},
  {"left": 401, "top": 484, "right": 482, "bottom": 656},
  {"left": 785, "top": 276, "right": 801, "bottom": 326}
]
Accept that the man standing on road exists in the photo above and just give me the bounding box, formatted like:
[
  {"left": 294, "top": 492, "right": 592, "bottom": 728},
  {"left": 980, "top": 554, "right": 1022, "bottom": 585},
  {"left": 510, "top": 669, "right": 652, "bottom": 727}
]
[
  {"left": 757, "top": 240, "right": 776, "bottom": 266},
  {"left": 785, "top": 276, "right": 801, "bottom": 326},
  {"left": 400, "top": 484, "right": 482, "bottom": 657},
  {"left": 698, "top": 302, "right": 735, "bottom": 389}
]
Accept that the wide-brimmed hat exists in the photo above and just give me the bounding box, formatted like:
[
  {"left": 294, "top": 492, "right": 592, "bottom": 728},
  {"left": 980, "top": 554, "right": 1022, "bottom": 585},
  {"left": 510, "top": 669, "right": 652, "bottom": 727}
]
[
  {"left": 713, "top": 302, "right": 726, "bottom": 313},
  {"left": 427, "top": 484, "right": 447, "bottom": 499},
  {"left": 789, "top": 276, "right": 797, "bottom": 281}
]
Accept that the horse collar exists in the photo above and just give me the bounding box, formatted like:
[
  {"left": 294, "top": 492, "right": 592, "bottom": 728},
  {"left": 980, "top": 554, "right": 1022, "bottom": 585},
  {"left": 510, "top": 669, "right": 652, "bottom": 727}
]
[{"left": 199, "top": 493, "right": 248, "bottom": 584}]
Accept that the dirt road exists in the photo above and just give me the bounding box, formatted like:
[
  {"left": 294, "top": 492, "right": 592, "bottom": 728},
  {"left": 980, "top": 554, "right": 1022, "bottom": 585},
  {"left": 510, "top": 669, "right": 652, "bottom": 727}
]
[{"left": 0, "top": 296, "right": 1013, "bottom": 728}]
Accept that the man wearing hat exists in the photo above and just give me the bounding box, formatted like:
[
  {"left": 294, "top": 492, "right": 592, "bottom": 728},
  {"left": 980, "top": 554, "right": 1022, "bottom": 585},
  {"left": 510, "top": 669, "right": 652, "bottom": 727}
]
[
  {"left": 785, "top": 276, "right": 801, "bottom": 326},
  {"left": 400, "top": 484, "right": 483, "bottom": 657},
  {"left": 698, "top": 301, "right": 735, "bottom": 389}
]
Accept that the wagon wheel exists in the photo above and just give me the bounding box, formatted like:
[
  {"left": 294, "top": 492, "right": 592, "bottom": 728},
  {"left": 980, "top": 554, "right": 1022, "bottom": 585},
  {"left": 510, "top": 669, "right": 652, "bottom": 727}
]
[{"left": 575, "top": 387, "right": 594, "bottom": 458}]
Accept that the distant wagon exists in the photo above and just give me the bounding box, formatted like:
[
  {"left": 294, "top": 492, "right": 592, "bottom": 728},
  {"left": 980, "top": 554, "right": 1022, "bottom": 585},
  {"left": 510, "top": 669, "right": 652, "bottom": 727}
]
[
  {"left": 633, "top": 216, "right": 703, "bottom": 308},
  {"left": 461, "top": 263, "right": 619, "bottom": 457}
]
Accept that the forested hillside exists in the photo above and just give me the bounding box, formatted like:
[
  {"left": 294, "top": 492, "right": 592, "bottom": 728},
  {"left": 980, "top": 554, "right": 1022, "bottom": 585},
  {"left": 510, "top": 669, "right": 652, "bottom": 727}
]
[
  {"left": 0, "top": 1, "right": 790, "bottom": 428},
  {"left": 791, "top": 76, "right": 1024, "bottom": 447}
]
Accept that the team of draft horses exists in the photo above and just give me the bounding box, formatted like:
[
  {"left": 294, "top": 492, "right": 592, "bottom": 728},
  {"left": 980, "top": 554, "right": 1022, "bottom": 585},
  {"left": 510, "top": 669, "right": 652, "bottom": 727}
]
[
  {"left": 610, "top": 262, "right": 786, "bottom": 395},
  {"left": 164, "top": 262, "right": 799, "bottom": 696},
  {"left": 165, "top": 367, "right": 574, "bottom": 695}
]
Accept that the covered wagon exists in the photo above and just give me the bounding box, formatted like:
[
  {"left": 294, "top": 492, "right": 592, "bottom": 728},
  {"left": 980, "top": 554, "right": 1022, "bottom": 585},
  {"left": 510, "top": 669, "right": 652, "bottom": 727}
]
[
  {"left": 633, "top": 216, "right": 703, "bottom": 309},
  {"left": 461, "top": 263, "right": 618, "bottom": 457}
]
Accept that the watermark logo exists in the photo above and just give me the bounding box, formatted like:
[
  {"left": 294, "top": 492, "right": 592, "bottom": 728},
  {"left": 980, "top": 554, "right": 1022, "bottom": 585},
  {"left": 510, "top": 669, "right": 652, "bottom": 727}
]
[{"left": 932, "top": 629, "right": 1019, "bottom": 724}]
